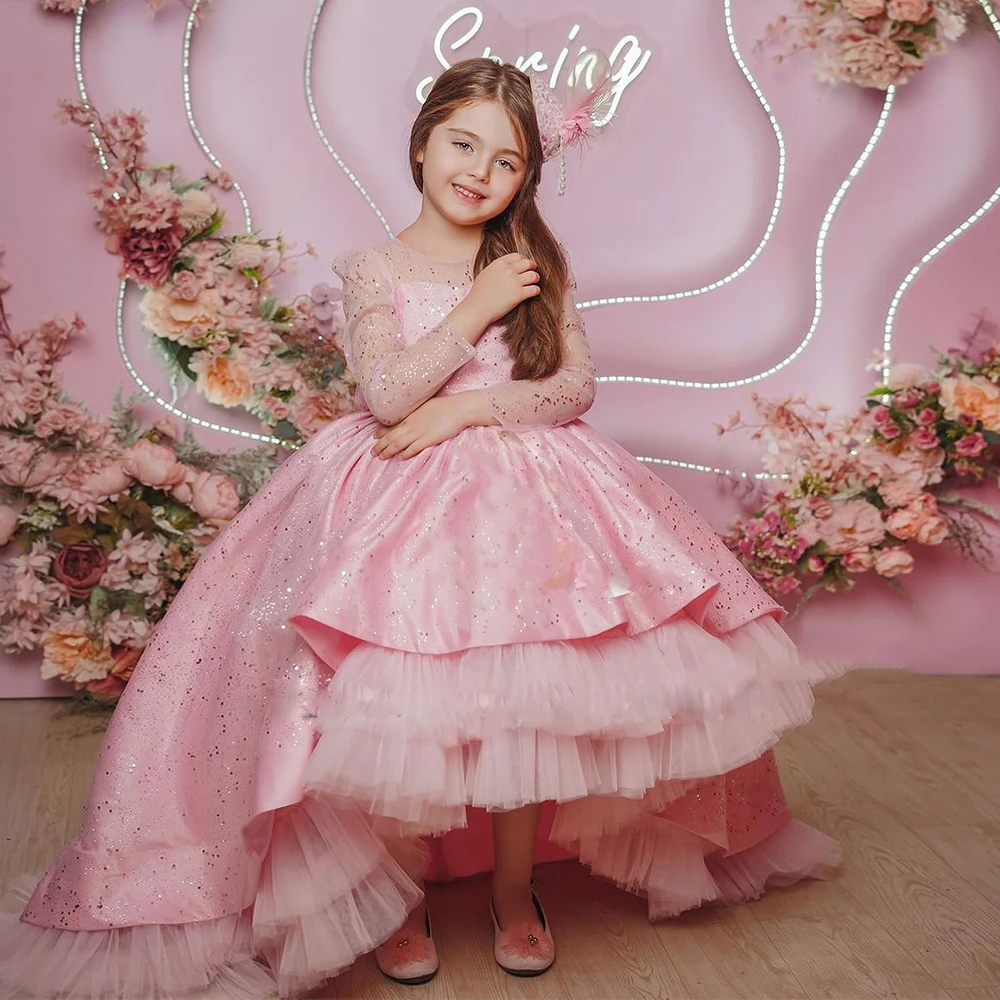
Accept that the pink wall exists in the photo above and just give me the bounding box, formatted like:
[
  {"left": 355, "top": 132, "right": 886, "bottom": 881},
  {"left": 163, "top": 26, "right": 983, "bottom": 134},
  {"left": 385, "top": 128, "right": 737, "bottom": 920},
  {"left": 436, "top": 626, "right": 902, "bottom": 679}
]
[{"left": 1, "top": 0, "right": 998, "bottom": 696}]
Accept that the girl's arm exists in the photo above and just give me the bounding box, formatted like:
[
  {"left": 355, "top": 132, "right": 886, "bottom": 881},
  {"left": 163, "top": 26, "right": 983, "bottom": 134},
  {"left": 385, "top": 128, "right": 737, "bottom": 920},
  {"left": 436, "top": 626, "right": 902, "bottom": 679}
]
[
  {"left": 477, "top": 277, "right": 596, "bottom": 430},
  {"left": 334, "top": 249, "right": 483, "bottom": 425}
]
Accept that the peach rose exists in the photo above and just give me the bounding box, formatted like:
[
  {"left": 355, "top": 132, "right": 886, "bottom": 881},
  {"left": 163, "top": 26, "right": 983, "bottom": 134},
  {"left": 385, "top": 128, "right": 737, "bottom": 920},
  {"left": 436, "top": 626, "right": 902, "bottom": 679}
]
[
  {"left": 822, "top": 35, "right": 922, "bottom": 88},
  {"left": 0, "top": 503, "right": 20, "bottom": 545},
  {"left": 885, "top": 508, "right": 921, "bottom": 540},
  {"left": 189, "top": 471, "right": 241, "bottom": 526},
  {"left": 915, "top": 516, "right": 949, "bottom": 546},
  {"left": 939, "top": 374, "right": 1000, "bottom": 433},
  {"left": 886, "top": 0, "right": 933, "bottom": 22},
  {"left": 878, "top": 477, "right": 923, "bottom": 508},
  {"left": 41, "top": 620, "right": 114, "bottom": 684},
  {"left": 843, "top": 549, "right": 875, "bottom": 573},
  {"left": 816, "top": 500, "right": 886, "bottom": 555},
  {"left": 140, "top": 285, "right": 224, "bottom": 343},
  {"left": 120, "top": 438, "right": 187, "bottom": 488},
  {"left": 110, "top": 646, "right": 142, "bottom": 683},
  {"left": 873, "top": 547, "right": 915, "bottom": 578},
  {"left": 843, "top": 0, "right": 886, "bottom": 16},
  {"left": 190, "top": 353, "right": 254, "bottom": 408}
]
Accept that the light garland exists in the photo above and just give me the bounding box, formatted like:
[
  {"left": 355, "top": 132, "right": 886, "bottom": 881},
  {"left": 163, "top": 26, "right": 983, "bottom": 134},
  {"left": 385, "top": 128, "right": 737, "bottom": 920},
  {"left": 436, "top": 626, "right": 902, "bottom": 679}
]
[
  {"left": 881, "top": 0, "right": 1000, "bottom": 385},
  {"left": 597, "top": 88, "right": 895, "bottom": 391},
  {"left": 183, "top": 0, "right": 253, "bottom": 234},
  {"left": 305, "top": 0, "right": 393, "bottom": 235},
  {"left": 576, "top": 0, "right": 786, "bottom": 312}
]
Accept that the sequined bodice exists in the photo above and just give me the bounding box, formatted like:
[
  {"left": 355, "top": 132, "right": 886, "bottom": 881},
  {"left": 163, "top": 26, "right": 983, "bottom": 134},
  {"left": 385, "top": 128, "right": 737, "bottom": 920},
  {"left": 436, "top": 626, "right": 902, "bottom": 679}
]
[{"left": 331, "top": 239, "right": 596, "bottom": 431}]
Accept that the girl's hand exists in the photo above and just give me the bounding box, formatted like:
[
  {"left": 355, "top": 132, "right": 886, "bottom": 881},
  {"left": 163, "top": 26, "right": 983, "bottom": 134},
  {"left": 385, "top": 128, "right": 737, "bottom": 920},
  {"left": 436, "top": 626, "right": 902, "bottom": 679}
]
[
  {"left": 371, "top": 395, "right": 472, "bottom": 460},
  {"left": 465, "top": 253, "right": 540, "bottom": 326}
]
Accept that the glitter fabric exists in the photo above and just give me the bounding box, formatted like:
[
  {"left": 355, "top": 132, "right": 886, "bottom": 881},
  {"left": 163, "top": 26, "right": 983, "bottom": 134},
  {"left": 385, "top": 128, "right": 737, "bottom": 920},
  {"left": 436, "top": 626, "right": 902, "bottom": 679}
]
[
  {"left": 332, "top": 239, "right": 597, "bottom": 431},
  {"left": 0, "top": 238, "right": 845, "bottom": 1000}
]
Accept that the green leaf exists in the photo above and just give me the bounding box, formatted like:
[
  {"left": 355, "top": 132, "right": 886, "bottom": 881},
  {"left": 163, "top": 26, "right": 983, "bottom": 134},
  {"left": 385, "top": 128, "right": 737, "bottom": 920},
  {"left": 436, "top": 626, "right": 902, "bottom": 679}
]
[
  {"left": 240, "top": 268, "right": 263, "bottom": 283},
  {"left": 88, "top": 585, "right": 110, "bottom": 621},
  {"left": 272, "top": 419, "right": 298, "bottom": 440},
  {"left": 259, "top": 297, "right": 278, "bottom": 321},
  {"left": 912, "top": 19, "right": 938, "bottom": 38}
]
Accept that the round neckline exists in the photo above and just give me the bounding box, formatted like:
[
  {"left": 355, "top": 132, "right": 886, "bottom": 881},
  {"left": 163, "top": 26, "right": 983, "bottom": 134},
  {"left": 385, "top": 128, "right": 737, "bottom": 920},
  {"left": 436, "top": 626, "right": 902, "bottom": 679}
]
[{"left": 391, "top": 237, "right": 476, "bottom": 265}]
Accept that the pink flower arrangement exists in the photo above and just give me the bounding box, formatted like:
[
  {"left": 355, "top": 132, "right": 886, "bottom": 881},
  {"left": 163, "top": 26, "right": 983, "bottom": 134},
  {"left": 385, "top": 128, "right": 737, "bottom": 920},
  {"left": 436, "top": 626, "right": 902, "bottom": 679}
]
[
  {"left": 757, "top": 0, "right": 979, "bottom": 89},
  {"left": 57, "top": 101, "right": 355, "bottom": 446},
  {"left": 0, "top": 253, "right": 280, "bottom": 705},
  {"left": 720, "top": 315, "right": 1000, "bottom": 610}
]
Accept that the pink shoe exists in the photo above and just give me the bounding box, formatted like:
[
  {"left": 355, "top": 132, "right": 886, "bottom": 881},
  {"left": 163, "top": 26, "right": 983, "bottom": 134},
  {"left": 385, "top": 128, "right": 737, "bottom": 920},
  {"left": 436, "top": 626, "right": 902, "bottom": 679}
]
[
  {"left": 490, "top": 888, "right": 556, "bottom": 977},
  {"left": 374, "top": 909, "right": 439, "bottom": 986}
]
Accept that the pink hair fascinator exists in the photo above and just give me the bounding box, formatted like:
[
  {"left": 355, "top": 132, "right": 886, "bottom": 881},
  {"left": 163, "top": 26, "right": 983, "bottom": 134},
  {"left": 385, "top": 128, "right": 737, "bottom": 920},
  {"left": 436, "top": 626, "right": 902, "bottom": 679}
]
[{"left": 528, "top": 51, "right": 613, "bottom": 196}]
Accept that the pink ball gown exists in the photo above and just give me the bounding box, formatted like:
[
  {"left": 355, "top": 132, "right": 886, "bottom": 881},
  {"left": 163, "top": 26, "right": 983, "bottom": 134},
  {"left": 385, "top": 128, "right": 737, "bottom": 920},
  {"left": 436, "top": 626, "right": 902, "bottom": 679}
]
[{"left": 0, "top": 239, "right": 843, "bottom": 999}]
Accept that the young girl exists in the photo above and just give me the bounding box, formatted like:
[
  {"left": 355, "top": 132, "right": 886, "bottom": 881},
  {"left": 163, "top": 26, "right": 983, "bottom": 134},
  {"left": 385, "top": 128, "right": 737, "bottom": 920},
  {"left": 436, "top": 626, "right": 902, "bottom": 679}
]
[{"left": 0, "top": 58, "right": 842, "bottom": 998}]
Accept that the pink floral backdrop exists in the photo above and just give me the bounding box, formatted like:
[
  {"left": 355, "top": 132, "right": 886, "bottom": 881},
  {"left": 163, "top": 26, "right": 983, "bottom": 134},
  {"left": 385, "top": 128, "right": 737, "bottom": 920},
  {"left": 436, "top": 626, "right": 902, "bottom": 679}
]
[{"left": 1, "top": 0, "right": 999, "bottom": 696}]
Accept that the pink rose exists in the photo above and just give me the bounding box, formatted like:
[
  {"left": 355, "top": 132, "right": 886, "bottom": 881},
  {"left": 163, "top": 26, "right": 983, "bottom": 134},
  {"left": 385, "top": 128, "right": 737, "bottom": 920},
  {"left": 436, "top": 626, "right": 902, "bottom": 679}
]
[
  {"left": 189, "top": 471, "right": 241, "bottom": 526},
  {"left": 33, "top": 402, "right": 88, "bottom": 439},
  {"left": 153, "top": 416, "right": 180, "bottom": 440},
  {"left": 170, "top": 270, "right": 202, "bottom": 302},
  {"left": 843, "top": 549, "right": 875, "bottom": 573},
  {"left": 895, "top": 389, "right": 922, "bottom": 410},
  {"left": 0, "top": 439, "right": 64, "bottom": 489},
  {"left": 886, "top": 0, "right": 933, "bottom": 22},
  {"left": 773, "top": 575, "right": 801, "bottom": 595},
  {"left": 872, "top": 406, "right": 894, "bottom": 426},
  {"left": 120, "top": 438, "right": 187, "bottom": 488},
  {"left": 843, "top": 0, "right": 886, "bottom": 16},
  {"left": 108, "top": 224, "right": 184, "bottom": 288},
  {"left": 874, "top": 547, "right": 915, "bottom": 578},
  {"left": 806, "top": 554, "right": 826, "bottom": 574},
  {"left": 916, "top": 407, "right": 937, "bottom": 426},
  {"left": 816, "top": 500, "right": 886, "bottom": 554},
  {"left": 909, "top": 426, "right": 939, "bottom": 450},
  {"left": 879, "top": 422, "right": 901, "bottom": 440},
  {"left": 954, "top": 432, "right": 987, "bottom": 457},
  {"left": 0, "top": 503, "right": 20, "bottom": 545},
  {"left": 78, "top": 459, "right": 132, "bottom": 500},
  {"left": 885, "top": 508, "right": 921, "bottom": 540},
  {"left": 916, "top": 517, "right": 948, "bottom": 546}
]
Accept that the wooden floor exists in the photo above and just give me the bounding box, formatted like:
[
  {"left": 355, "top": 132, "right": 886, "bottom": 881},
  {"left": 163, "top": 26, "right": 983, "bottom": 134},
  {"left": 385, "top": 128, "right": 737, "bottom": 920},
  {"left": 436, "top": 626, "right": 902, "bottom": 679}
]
[{"left": 1, "top": 671, "right": 998, "bottom": 1000}]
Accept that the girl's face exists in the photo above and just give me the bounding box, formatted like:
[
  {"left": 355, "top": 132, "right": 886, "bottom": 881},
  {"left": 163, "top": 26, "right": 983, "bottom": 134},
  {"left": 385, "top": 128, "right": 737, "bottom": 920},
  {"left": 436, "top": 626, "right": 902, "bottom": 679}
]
[{"left": 416, "top": 100, "right": 527, "bottom": 228}]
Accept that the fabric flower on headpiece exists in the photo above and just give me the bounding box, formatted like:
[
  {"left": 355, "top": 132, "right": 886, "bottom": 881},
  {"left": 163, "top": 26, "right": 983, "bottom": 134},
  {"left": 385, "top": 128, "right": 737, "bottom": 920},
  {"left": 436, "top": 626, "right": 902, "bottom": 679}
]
[{"left": 527, "top": 56, "right": 613, "bottom": 195}]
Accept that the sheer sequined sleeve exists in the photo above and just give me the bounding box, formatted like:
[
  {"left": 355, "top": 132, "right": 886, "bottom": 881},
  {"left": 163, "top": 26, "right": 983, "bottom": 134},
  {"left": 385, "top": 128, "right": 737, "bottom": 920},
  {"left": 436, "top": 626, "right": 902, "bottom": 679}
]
[
  {"left": 482, "top": 273, "right": 596, "bottom": 430},
  {"left": 332, "top": 249, "right": 477, "bottom": 425}
]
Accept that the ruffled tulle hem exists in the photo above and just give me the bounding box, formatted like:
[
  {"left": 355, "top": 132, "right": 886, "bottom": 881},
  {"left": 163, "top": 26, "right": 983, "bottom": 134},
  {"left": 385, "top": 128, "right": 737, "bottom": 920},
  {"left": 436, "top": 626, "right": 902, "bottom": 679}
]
[
  {"left": 574, "top": 816, "right": 842, "bottom": 921},
  {"left": 0, "top": 875, "right": 274, "bottom": 999},
  {"left": 0, "top": 795, "right": 424, "bottom": 1000},
  {"left": 302, "top": 615, "right": 846, "bottom": 832}
]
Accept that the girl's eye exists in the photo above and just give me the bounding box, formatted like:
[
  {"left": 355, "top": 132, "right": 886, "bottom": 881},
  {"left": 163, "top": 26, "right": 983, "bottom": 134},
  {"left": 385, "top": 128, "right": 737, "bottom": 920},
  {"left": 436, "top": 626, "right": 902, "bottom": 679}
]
[
  {"left": 497, "top": 159, "right": 514, "bottom": 171},
  {"left": 454, "top": 141, "right": 473, "bottom": 152}
]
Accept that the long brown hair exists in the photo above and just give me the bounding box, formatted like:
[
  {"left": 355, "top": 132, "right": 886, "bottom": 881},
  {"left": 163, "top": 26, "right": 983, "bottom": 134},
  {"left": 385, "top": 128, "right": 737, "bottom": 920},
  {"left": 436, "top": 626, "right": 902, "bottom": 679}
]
[{"left": 408, "top": 58, "right": 567, "bottom": 381}]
